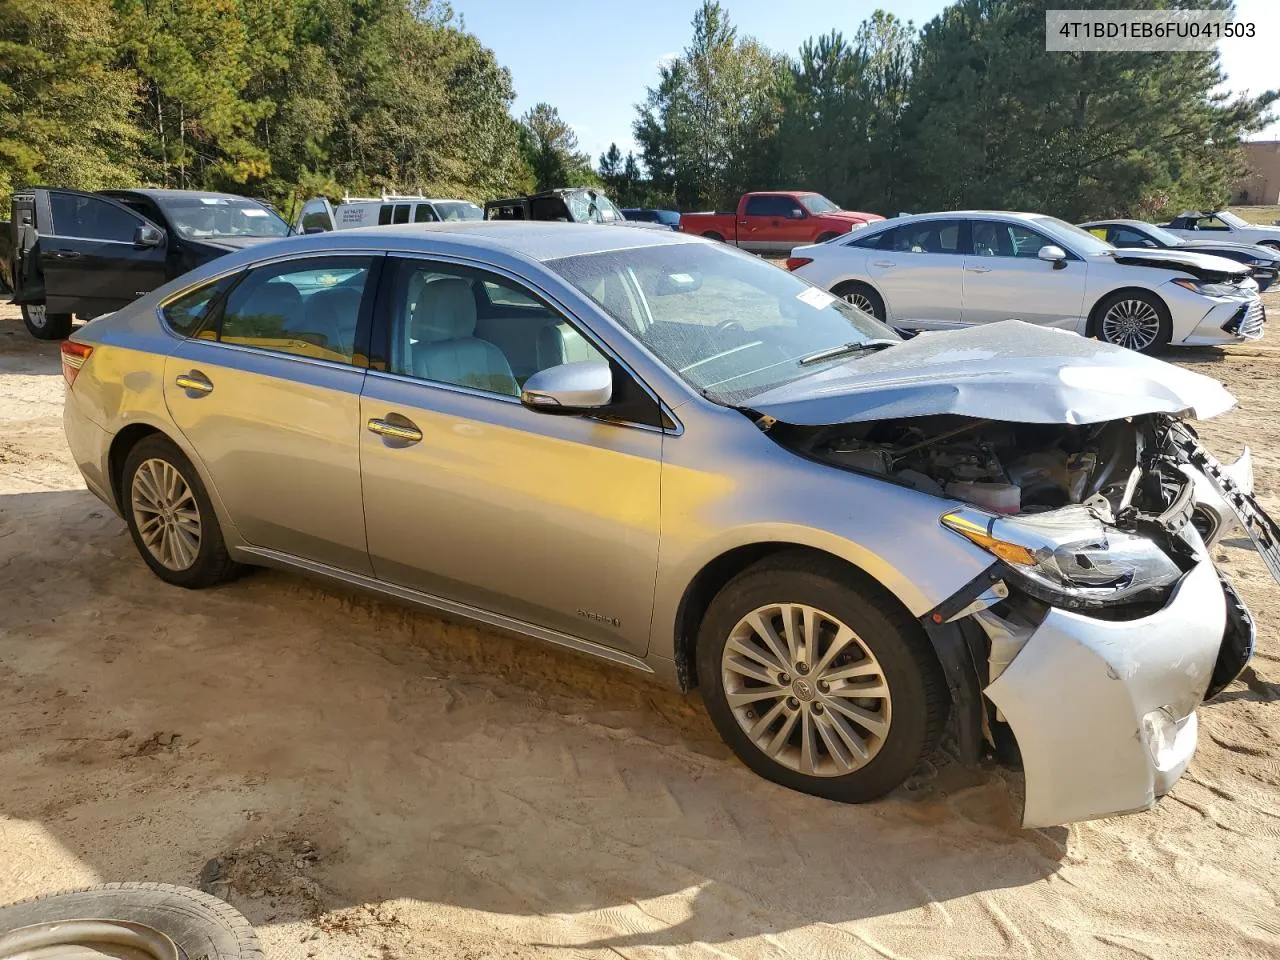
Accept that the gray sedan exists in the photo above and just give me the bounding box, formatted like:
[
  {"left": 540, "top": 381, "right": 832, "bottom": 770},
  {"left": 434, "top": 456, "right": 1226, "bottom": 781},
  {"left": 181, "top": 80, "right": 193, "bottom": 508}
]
[{"left": 61, "top": 223, "right": 1270, "bottom": 827}]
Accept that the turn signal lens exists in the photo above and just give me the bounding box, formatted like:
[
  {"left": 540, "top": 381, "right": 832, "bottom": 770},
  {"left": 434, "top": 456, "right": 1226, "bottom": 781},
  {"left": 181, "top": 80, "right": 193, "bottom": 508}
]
[
  {"left": 940, "top": 512, "right": 1038, "bottom": 566},
  {"left": 59, "top": 341, "right": 93, "bottom": 388},
  {"left": 785, "top": 257, "right": 814, "bottom": 271}
]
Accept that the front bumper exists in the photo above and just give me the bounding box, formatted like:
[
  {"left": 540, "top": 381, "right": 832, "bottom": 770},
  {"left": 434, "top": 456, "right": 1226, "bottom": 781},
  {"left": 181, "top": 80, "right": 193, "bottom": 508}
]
[
  {"left": 984, "top": 558, "right": 1231, "bottom": 828},
  {"left": 1174, "top": 295, "right": 1265, "bottom": 345}
]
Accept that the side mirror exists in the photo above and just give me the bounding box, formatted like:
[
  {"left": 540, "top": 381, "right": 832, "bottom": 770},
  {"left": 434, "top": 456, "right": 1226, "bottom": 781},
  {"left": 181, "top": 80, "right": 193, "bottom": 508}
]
[
  {"left": 1037, "top": 244, "right": 1068, "bottom": 268},
  {"left": 303, "top": 225, "right": 328, "bottom": 235},
  {"left": 520, "top": 360, "right": 612, "bottom": 413},
  {"left": 134, "top": 224, "right": 163, "bottom": 248}
]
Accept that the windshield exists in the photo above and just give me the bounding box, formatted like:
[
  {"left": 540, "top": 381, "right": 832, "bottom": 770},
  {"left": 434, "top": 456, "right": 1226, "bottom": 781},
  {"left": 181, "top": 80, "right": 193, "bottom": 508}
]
[
  {"left": 1217, "top": 211, "right": 1250, "bottom": 228},
  {"left": 1032, "top": 216, "right": 1114, "bottom": 255},
  {"left": 566, "top": 190, "right": 624, "bottom": 223},
  {"left": 434, "top": 201, "right": 483, "bottom": 222},
  {"left": 799, "top": 194, "right": 840, "bottom": 214},
  {"left": 547, "top": 243, "right": 899, "bottom": 404},
  {"left": 157, "top": 196, "right": 290, "bottom": 239}
]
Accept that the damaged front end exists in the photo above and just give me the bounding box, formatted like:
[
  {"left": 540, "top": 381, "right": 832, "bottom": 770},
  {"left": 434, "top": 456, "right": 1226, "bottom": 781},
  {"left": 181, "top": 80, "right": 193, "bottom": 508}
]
[{"left": 767, "top": 411, "right": 1268, "bottom": 826}]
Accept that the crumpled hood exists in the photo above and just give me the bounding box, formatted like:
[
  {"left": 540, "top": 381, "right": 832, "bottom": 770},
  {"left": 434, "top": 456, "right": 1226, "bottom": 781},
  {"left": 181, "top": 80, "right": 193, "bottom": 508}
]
[
  {"left": 1109, "top": 247, "right": 1251, "bottom": 280},
  {"left": 744, "top": 320, "right": 1236, "bottom": 427}
]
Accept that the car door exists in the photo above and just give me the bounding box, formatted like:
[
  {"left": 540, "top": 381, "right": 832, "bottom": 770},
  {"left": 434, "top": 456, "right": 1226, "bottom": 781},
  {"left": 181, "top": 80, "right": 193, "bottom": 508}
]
[
  {"left": 358, "top": 255, "right": 663, "bottom": 657},
  {"left": 163, "top": 253, "right": 382, "bottom": 574},
  {"left": 41, "top": 190, "right": 168, "bottom": 316},
  {"left": 739, "top": 195, "right": 790, "bottom": 252},
  {"left": 296, "top": 197, "right": 336, "bottom": 234},
  {"left": 962, "top": 219, "right": 1088, "bottom": 329},
  {"left": 866, "top": 219, "right": 969, "bottom": 329}
]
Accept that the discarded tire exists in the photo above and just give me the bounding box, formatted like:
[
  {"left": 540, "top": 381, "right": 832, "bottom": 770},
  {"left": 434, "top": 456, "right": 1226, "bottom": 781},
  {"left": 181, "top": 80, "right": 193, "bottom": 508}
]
[{"left": 0, "top": 882, "right": 261, "bottom": 959}]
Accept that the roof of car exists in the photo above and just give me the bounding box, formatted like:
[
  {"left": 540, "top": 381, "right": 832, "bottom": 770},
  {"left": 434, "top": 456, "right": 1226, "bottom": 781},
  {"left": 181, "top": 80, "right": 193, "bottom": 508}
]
[
  {"left": 104, "top": 188, "right": 265, "bottom": 203},
  {"left": 314, "top": 220, "right": 696, "bottom": 261}
]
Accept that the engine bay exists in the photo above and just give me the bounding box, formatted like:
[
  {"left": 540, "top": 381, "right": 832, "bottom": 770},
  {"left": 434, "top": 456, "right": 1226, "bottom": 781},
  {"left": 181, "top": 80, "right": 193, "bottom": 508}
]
[{"left": 776, "top": 413, "right": 1199, "bottom": 537}]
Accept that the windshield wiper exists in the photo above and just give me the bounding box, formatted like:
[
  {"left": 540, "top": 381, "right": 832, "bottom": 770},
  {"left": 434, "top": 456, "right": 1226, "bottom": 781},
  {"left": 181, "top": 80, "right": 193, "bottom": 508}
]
[{"left": 798, "top": 339, "right": 898, "bottom": 366}]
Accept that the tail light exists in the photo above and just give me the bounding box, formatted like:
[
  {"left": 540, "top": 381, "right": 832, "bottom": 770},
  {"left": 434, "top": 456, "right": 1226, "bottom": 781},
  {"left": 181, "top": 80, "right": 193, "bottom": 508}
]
[
  {"left": 785, "top": 257, "right": 813, "bottom": 271},
  {"left": 60, "top": 341, "right": 93, "bottom": 387}
]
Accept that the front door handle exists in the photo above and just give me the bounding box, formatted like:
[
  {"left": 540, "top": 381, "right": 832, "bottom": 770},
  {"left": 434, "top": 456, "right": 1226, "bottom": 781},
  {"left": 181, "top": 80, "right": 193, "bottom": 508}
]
[
  {"left": 52, "top": 250, "right": 82, "bottom": 260},
  {"left": 368, "top": 416, "right": 423, "bottom": 445},
  {"left": 872, "top": 260, "right": 896, "bottom": 268},
  {"left": 965, "top": 265, "right": 992, "bottom": 274},
  {"left": 175, "top": 371, "right": 214, "bottom": 395}
]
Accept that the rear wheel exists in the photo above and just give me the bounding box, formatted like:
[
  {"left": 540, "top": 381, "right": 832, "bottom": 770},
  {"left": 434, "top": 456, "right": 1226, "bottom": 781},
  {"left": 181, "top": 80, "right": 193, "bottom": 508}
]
[
  {"left": 21, "top": 303, "right": 73, "bottom": 340},
  {"left": 831, "top": 281, "right": 886, "bottom": 321},
  {"left": 701, "top": 231, "right": 725, "bottom": 242},
  {"left": 1094, "top": 290, "right": 1171, "bottom": 354},
  {"left": 696, "top": 553, "right": 947, "bottom": 803},
  {"left": 122, "top": 435, "right": 241, "bottom": 588}
]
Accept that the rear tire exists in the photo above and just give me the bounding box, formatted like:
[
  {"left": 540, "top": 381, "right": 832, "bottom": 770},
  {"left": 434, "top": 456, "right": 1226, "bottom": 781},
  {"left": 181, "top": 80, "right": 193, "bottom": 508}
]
[
  {"left": 0, "top": 882, "right": 261, "bottom": 959},
  {"left": 1093, "top": 289, "right": 1171, "bottom": 355},
  {"left": 696, "top": 552, "right": 947, "bottom": 803},
  {"left": 121, "top": 434, "right": 241, "bottom": 588},
  {"left": 21, "top": 303, "right": 73, "bottom": 340},
  {"left": 831, "top": 281, "right": 886, "bottom": 321},
  {"left": 701, "top": 231, "right": 725, "bottom": 242}
]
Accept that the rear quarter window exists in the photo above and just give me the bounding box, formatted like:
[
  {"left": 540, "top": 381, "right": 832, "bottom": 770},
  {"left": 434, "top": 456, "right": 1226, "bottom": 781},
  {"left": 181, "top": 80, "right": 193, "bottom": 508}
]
[{"left": 161, "top": 275, "right": 238, "bottom": 337}]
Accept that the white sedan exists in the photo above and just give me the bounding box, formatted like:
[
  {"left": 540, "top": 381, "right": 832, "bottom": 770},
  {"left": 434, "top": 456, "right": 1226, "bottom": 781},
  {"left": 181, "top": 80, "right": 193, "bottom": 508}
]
[
  {"left": 1160, "top": 210, "right": 1280, "bottom": 251},
  {"left": 787, "top": 211, "right": 1264, "bottom": 354}
]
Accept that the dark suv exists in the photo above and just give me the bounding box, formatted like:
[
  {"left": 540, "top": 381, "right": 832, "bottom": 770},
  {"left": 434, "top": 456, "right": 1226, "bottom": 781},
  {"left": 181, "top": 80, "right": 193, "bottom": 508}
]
[
  {"left": 8, "top": 187, "right": 289, "bottom": 339},
  {"left": 483, "top": 187, "right": 665, "bottom": 228}
]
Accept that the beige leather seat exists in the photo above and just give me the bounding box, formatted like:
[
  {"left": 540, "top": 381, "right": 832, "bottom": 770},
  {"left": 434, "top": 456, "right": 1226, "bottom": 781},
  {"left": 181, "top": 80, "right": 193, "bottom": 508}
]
[{"left": 410, "top": 278, "right": 519, "bottom": 396}]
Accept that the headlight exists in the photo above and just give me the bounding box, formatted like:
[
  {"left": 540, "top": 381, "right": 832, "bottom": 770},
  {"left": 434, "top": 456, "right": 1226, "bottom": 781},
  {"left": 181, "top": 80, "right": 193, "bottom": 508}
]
[
  {"left": 1172, "top": 277, "right": 1253, "bottom": 297},
  {"left": 941, "top": 505, "right": 1183, "bottom": 607}
]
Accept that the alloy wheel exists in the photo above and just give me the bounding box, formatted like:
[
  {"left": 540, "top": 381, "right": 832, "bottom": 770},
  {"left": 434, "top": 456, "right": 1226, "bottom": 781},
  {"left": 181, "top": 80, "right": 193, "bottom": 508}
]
[
  {"left": 842, "top": 291, "right": 875, "bottom": 316},
  {"left": 720, "top": 602, "right": 892, "bottom": 777},
  {"left": 1100, "top": 298, "right": 1162, "bottom": 351},
  {"left": 26, "top": 304, "right": 47, "bottom": 329},
  {"left": 131, "top": 458, "right": 202, "bottom": 571}
]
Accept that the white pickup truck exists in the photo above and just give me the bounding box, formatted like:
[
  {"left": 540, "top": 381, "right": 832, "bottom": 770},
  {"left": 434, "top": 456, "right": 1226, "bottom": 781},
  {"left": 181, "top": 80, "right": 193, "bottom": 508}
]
[{"left": 1160, "top": 210, "right": 1280, "bottom": 251}]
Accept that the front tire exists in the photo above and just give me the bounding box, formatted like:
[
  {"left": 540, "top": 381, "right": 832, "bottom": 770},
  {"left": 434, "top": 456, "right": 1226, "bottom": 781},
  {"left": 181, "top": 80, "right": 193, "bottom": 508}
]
[
  {"left": 831, "top": 281, "right": 886, "bottom": 322},
  {"left": 1093, "top": 289, "right": 1171, "bottom": 354},
  {"left": 815, "top": 231, "right": 840, "bottom": 243},
  {"left": 696, "top": 553, "right": 947, "bottom": 803},
  {"left": 21, "top": 303, "right": 73, "bottom": 340},
  {"left": 1259, "top": 241, "right": 1280, "bottom": 254},
  {"left": 122, "top": 434, "right": 241, "bottom": 588}
]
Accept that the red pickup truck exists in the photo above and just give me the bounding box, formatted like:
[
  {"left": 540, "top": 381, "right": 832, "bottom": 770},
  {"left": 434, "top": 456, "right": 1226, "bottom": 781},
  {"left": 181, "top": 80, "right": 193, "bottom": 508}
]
[{"left": 679, "top": 192, "right": 883, "bottom": 255}]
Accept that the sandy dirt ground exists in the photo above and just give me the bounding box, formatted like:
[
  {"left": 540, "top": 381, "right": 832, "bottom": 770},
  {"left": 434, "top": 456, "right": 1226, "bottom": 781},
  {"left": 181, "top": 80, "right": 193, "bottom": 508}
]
[{"left": 2, "top": 295, "right": 1279, "bottom": 960}]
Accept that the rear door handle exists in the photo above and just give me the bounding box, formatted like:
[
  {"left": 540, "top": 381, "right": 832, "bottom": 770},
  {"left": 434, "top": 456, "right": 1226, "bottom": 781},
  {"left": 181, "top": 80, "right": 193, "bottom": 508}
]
[
  {"left": 872, "top": 260, "right": 896, "bottom": 268},
  {"left": 52, "top": 250, "right": 82, "bottom": 260},
  {"left": 368, "top": 416, "right": 423, "bottom": 445},
  {"left": 175, "top": 371, "right": 214, "bottom": 395},
  {"left": 965, "top": 265, "right": 992, "bottom": 274}
]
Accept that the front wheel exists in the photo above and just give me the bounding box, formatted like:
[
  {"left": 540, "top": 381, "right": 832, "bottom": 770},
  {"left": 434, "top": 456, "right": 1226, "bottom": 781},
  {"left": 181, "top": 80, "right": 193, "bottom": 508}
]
[
  {"left": 122, "top": 435, "right": 241, "bottom": 588},
  {"left": 696, "top": 553, "right": 947, "bottom": 803},
  {"left": 815, "top": 231, "right": 840, "bottom": 243},
  {"left": 21, "top": 303, "right": 73, "bottom": 340},
  {"left": 1094, "top": 290, "right": 1171, "bottom": 354}
]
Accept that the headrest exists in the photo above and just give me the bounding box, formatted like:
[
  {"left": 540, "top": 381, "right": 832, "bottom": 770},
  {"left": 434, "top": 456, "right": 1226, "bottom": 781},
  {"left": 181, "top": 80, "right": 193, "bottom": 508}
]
[
  {"left": 411, "top": 278, "right": 477, "bottom": 343},
  {"left": 307, "top": 285, "right": 363, "bottom": 326}
]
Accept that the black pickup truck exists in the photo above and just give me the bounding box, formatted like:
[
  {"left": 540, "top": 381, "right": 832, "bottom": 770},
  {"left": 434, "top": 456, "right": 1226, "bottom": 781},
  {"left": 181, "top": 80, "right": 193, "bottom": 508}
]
[
  {"left": 7, "top": 187, "right": 289, "bottom": 339},
  {"left": 484, "top": 187, "right": 665, "bottom": 229}
]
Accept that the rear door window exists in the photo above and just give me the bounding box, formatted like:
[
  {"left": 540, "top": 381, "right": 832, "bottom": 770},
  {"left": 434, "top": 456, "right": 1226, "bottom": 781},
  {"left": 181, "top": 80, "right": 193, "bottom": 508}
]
[
  {"left": 378, "top": 205, "right": 393, "bottom": 226},
  {"left": 216, "top": 256, "right": 376, "bottom": 365},
  {"left": 393, "top": 204, "right": 411, "bottom": 224},
  {"left": 49, "top": 193, "right": 143, "bottom": 242}
]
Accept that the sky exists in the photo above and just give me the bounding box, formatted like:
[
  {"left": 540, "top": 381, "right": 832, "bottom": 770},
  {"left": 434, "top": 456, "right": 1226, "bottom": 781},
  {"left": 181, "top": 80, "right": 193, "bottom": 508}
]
[{"left": 449, "top": 0, "right": 1280, "bottom": 164}]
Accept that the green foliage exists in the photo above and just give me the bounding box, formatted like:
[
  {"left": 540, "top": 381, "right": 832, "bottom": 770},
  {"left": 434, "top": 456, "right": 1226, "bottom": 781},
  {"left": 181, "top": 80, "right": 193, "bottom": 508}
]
[
  {"left": 0, "top": 0, "right": 536, "bottom": 210},
  {"left": 519, "top": 102, "right": 597, "bottom": 191},
  {"left": 0, "top": 0, "right": 142, "bottom": 202}
]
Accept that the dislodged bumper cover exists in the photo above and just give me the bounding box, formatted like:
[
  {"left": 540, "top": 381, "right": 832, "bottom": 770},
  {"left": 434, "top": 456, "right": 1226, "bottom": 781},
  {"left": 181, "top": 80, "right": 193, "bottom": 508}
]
[
  {"left": 744, "top": 320, "right": 1236, "bottom": 426},
  {"left": 985, "top": 558, "right": 1226, "bottom": 828}
]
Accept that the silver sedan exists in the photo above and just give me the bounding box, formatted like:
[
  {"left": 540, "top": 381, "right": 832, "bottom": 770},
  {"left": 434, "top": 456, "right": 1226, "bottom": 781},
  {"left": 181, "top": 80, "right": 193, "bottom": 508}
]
[
  {"left": 788, "top": 211, "right": 1263, "bottom": 353},
  {"left": 61, "top": 223, "right": 1270, "bottom": 827}
]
